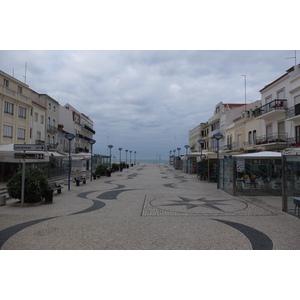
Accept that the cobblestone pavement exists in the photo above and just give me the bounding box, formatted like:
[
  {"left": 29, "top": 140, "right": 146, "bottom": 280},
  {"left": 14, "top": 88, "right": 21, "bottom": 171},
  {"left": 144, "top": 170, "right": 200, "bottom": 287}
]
[{"left": 0, "top": 164, "right": 299, "bottom": 250}]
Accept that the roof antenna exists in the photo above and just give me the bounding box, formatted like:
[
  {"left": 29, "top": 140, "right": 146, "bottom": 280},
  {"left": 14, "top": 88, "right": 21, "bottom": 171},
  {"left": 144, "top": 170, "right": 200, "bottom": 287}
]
[
  {"left": 23, "top": 61, "right": 27, "bottom": 83},
  {"left": 286, "top": 50, "right": 296, "bottom": 65}
]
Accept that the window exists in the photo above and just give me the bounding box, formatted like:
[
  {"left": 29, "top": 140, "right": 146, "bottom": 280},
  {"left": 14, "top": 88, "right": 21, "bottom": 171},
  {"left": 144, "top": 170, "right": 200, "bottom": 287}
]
[
  {"left": 48, "top": 117, "right": 51, "bottom": 126},
  {"left": 248, "top": 131, "right": 252, "bottom": 145},
  {"left": 53, "top": 105, "right": 56, "bottom": 112},
  {"left": 53, "top": 119, "right": 56, "bottom": 127},
  {"left": 237, "top": 134, "right": 242, "bottom": 148},
  {"left": 37, "top": 131, "right": 41, "bottom": 141},
  {"left": 3, "top": 125, "right": 13, "bottom": 137},
  {"left": 48, "top": 102, "right": 51, "bottom": 109},
  {"left": 277, "top": 89, "right": 285, "bottom": 100},
  {"left": 4, "top": 101, "right": 14, "bottom": 114},
  {"left": 18, "top": 86, "right": 23, "bottom": 94},
  {"left": 41, "top": 115, "right": 44, "bottom": 124},
  {"left": 266, "top": 125, "right": 272, "bottom": 137},
  {"left": 18, "top": 107, "right": 26, "bottom": 118},
  {"left": 3, "top": 78, "right": 9, "bottom": 87},
  {"left": 35, "top": 112, "right": 38, "bottom": 122},
  {"left": 253, "top": 130, "right": 257, "bottom": 143},
  {"left": 18, "top": 128, "right": 25, "bottom": 140}
]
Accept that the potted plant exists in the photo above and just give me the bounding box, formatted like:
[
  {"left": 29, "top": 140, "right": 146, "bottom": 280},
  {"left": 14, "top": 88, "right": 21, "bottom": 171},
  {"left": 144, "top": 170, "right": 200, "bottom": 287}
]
[{"left": 7, "top": 167, "right": 49, "bottom": 203}]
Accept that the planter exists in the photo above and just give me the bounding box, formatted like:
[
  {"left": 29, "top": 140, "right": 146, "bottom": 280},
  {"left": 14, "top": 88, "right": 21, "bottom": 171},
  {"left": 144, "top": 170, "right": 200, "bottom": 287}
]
[{"left": 0, "top": 195, "right": 6, "bottom": 206}]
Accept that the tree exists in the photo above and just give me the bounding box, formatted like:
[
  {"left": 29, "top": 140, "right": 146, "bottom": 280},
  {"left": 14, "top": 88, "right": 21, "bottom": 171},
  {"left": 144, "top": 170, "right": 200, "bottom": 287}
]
[{"left": 6, "top": 167, "right": 49, "bottom": 203}]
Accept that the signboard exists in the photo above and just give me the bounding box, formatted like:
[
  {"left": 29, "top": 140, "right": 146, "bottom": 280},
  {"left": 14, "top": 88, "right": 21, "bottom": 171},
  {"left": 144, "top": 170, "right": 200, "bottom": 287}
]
[
  {"left": 14, "top": 153, "right": 45, "bottom": 160},
  {"left": 236, "top": 159, "right": 245, "bottom": 173},
  {"left": 13, "top": 144, "right": 45, "bottom": 151},
  {"left": 282, "top": 149, "right": 300, "bottom": 156}
]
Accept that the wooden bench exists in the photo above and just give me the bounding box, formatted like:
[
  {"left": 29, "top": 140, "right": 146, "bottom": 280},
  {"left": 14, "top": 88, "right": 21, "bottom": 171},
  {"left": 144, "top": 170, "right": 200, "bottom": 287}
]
[
  {"left": 74, "top": 176, "right": 86, "bottom": 186},
  {"left": 49, "top": 182, "right": 63, "bottom": 194},
  {"left": 92, "top": 173, "right": 101, "bottom": 179}
]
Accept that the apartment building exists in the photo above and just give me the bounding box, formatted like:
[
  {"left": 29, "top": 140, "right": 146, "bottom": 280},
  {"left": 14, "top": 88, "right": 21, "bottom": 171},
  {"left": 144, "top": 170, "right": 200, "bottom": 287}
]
[
  {"left": 30, "top": 89, "right": 47, "bottom": 147},
  {"left": 61, "top": 103, "right": 95, "bottom": 153},
  {"left": 253, "top": 64, "right": 300, "bottom": 150},
  {"left": 0, "top": 71, "right": 33, "bottom": 145}
]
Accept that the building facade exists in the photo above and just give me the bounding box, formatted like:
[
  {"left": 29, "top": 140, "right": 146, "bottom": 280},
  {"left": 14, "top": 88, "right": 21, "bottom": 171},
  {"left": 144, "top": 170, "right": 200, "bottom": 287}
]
[{"left": 0, "top": 71, "right": 33, "bottom": 145}]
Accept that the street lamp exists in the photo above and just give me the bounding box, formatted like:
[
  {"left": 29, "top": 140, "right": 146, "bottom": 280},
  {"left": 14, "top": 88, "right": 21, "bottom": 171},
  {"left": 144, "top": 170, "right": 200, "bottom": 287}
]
[
  {"left": 108, "top": 145, "right": 113, "bottom": 171},
  {"left": 198, "top": 139, "right": 205, "bottom": 180},
  {"left": 134, "top": 151, "right": 136, "bottom": 164},
  {"left": 125, "top": 150, "right": 128, "bottom": 167},
  {"left": 65, "top": 133, "right": 75, "bottom": 191},
  {"left": 169, "top": 150, "right": 172, "bottom": 165},
  {"left": 173, "top": 149, "right": 176, "bottom": 168},
  {"left": 212, "top": 133, "right": 223, "bottom": 189},
  {"left": 130, "top": 150, "right": 132, "bottom": 166},
  {"left": 118, "top": 148, "right": 122, "bottom": 171},
  {"left": 184, "top": 145, "right": 190, "bottom": 174},
  {"left": 89, "top": 139, "right": 96, "bottom": 181}
]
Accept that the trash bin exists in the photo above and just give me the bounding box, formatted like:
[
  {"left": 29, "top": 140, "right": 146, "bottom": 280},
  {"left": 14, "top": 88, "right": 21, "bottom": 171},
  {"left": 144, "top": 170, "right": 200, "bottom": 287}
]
[
  {"left": 106, "top": 168, "right": 111, "bottom": 177},
  {"left": 45, "top": 188, "right": 54, "bottom": 204}
]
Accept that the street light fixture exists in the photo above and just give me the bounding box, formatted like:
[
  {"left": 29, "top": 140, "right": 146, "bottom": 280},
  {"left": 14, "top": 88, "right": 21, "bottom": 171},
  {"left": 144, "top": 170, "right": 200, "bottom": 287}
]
[
  {"left": 184, "top": 145, "right": 190, "bottom": 174},
  {"left": 212, "top": 133, "right": 223, "bottom": 189},
  {"left": 65, "top": 133, "right": 75, "bottom": 191},
  {"left": 118, "top": 148, "right": 122, "bottom": 171},
  {"left": 173, "top": 149, "right": 176, "bottom": 168},
  {"left": 125, "top": 150, "right": 128, "bottom": 167},
  {"left": 108, "top": 145, "right": 113, "bottom": 171},
  {"left": 89, "top": 139, "right": 96, "bottom": 181}
]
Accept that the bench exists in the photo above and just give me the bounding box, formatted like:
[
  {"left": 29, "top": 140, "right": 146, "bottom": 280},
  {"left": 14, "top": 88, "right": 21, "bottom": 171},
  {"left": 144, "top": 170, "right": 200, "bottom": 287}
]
[
  {"left": 74, "top": 176, "right": 86, "bottom": 186},
  {"left": 92, "top": 173, "right": 101, "bottom": 179},
  {"left": 49, "top": 182, "right": 63, "bottom": 194}
]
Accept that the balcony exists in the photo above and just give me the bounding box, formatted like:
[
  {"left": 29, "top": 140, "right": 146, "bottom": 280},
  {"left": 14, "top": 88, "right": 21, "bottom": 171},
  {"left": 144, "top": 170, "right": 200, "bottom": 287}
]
[
  {"left": 287, "top": 137, "right": 300, "bottom": 147},
  {"left": 47, "top": 125, "right": 58, "bottom": 133},
  {"left": 255, "top": 132, "right": 287, "bottom": 147},
  {"left": 83, "top": 124, "right": 96, "bottom": 134},
  {"left": 253, "top": 99, "right": 287, "bottom": 120},
  {"left": 285, "top": 103, "right": 300, "bottom": 121},
  {"left": 35, "top": 140, "right": 45, "bottom": 145}
]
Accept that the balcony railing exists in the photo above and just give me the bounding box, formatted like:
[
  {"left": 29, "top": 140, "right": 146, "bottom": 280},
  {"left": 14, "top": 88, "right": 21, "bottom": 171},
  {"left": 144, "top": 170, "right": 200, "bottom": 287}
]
[
  {"left": 35, "top": 140, "right": 45, "bottom": 145},
  {"left": 253, "top": 99, "right": 287, "bottom": 117},
  {"left": 83, "top": 124, "right": 96, "bottom": 134},
  {"left": 285, "top": 103, "right": 300, "bottom": 119},
  {"left": 47, "top": 125, "right": 58, "bottom": 133},
  {"left": 255, "top": 132, "right": 287, "bottom": 146},
  {"left": 287, "top": 137, "right": 300, "bottom": 147}
]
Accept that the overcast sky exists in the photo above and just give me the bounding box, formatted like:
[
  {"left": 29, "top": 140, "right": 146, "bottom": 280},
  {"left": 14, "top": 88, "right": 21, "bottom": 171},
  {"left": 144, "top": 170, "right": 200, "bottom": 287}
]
[
  {"left": 1, "top": 1, "right": 299, "bottom": 161},
  {"left": 0, "top": 50, "right": 298, "bottom": 160}
]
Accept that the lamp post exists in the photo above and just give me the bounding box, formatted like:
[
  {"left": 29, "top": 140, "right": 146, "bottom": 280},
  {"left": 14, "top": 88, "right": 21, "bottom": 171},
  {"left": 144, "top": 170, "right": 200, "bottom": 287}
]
[
  {"left": 184, "top": 145, "right": 189, "bottom": 174},
  {"left": 134, "top": 151, "right": 136, "bottom": 164},
  {"left": 65, "top": 133, "right": 75, "bottom": 191},
  {"left": 118, "top": 148, "right": 122, "bottom": 171},
  {"left": 212, "top": 133, "right": 223, "bottom": 189},
  {"left": 130, "top": 150, "right": 132, "bottom": 166},
  {"left": 89, "top": 139, "right": 96, "bottom": 181},
  {"left": 198, "top": 139, "right": 205, "bottom": 180},
  {"left": 173, "top": 149, "right": 176, "bottom": 168},
  {"left": 125, "top": 150, "right": 128, "bottom": 167},
  {"left": 169, "top": 150, "right": 172, "bottom": 165},
  {"left": 108, "top": 145, "right": 113, "bottom": 171}
]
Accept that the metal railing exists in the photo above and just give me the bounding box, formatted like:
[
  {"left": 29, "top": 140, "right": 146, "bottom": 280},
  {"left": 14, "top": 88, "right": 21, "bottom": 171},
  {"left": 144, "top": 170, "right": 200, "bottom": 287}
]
[
  {"left": 255, "top": 132, "right": 287, "bottom": 145},
  {"left": 253, "top": 99, "right": 287, "bottom": 117}
]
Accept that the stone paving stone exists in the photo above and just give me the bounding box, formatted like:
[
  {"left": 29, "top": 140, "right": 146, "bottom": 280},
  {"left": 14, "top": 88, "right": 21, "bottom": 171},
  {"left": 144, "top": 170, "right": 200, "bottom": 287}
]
[{"left": 0, "top": 164, "right": 299, "bottom": 250}]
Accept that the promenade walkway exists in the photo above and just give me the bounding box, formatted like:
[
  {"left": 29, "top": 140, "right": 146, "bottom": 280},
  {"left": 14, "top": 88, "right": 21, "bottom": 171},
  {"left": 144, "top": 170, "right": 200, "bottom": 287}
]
[{"left": 0, "top": 164, "right": 299, "bottom": 250}]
